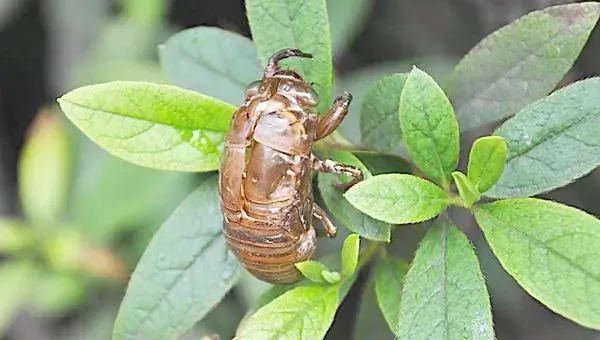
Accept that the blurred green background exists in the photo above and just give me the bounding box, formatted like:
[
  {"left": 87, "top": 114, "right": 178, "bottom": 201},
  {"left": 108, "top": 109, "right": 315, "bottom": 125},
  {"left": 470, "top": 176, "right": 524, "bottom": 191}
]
[{"left": 0, "top": 0, "right": 598, "bottom": 339}]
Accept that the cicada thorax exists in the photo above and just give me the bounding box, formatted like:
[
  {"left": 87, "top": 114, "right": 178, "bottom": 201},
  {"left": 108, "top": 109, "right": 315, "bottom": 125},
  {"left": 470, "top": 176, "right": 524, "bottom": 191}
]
[{"left": 219, "top": 91, "right": 321, "bottom": 284}]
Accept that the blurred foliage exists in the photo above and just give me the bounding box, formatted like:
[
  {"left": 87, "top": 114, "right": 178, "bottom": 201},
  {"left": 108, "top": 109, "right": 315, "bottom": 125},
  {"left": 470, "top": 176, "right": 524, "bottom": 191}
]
[{"left": 0, "top": 0, "right": 194, "bottom": 338}]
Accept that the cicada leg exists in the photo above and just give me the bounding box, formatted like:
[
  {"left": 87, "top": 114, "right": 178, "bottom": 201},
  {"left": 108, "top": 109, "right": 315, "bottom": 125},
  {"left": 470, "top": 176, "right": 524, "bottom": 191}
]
[
  {"left": 315, "top": 92, "right": 352, "bottom": 140},
  {"left": 312, "top": 204, "right": 337, "bottom": 237},
  {"left": 311, "top": 156, "right": 364, "bottom": 191}
]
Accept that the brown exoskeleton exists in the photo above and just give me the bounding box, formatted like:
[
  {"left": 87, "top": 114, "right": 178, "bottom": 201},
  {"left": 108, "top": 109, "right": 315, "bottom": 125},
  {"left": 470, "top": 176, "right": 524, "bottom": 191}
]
[{"left": 219, "top": 49, "right": 363, "bottom": 284}]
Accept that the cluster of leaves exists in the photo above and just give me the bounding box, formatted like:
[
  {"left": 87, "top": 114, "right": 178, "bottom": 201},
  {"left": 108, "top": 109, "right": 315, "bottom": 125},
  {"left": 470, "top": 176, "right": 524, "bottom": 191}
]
[{"left": 56, "top": 0, "right": 600, "bottom": 339}]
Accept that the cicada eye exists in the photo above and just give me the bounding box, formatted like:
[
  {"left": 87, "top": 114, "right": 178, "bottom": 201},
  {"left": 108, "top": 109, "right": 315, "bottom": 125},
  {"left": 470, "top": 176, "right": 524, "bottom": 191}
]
[{"left": 244, "top": 80, "right": 262, "bottom": 99}]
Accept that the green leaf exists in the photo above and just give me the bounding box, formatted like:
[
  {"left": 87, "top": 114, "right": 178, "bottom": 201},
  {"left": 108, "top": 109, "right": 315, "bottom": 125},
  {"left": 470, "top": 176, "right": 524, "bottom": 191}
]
[
  {"left": 113, "top": 176, "right": 242, "bottom": 340},
  {"left": 337, "top": 64, "right": 409, "bottom": 146},
  {"left": 295, "top": 260, "right": 330, "bottom": 283},
  {"left": 321, "top": 271, "right": 342, "bottom": 284},
  {"left": 339, "top": 57, "right": 456, "bottom": 145},
  {"left": 0, "top": 219, "right": 34, "bottom": 254},
  {"left": 474, "top": 198, "right": 600, "bottom": 329},
  {"left": 399, "top": 67, "right": 459, "bottom": 188},
  {"left": 58, "top": 81, "right": 236, "bottom": 172},
  {"left": 235, "top": 285, "right": 339, "bottom": 340},
  {"left": 467, "top": 136, "right": 507, "bottom": 193},
  {"left": 344, "top": 174, "right": 449, "bottom": 224},
  {"left": 374, "top": 256, "right": 409, "bottom": 335},
  {"left": 159, "top": 26, "right": 263, "bottom": 105},
  {"left": 0, "top": 261, "right": 36, "bottom": 335},
  {"left": 487, "top": 78, "right": 600, "bottom": 198},
  {"left": 352, "top": 151, "right": 412, "bottom": 176},
  {"left": 448, "top": 2, "right": 600, "bottom": 132},
  {"left": 451, "top": 172, "right": 481, "bottom": 208},
  {"left": 327, "top": 0, "right": 371, "bottom": 56},
  {"left": 318, "top": 151, "right": 391, "bottom": 241},
  {"left": 341, "top": 234, "right": 360, "bottom": 276},
  {"left": 397, "top": 218, "right": 494, "bottom": 340},
  {"left": 238, "top": 282, "right": 298, "bottom": 331},
  {"left": 360, "top": 73, "right": 408, "bottom": 153},
  {"left": 246, "top": 0, "right": 332, "bottom": 112},
  {"left": 252, "top": 284, "right": 297, "bottom": 314},
  {"left": 18, "top": 111, "right": 71, "bottom": 226}
]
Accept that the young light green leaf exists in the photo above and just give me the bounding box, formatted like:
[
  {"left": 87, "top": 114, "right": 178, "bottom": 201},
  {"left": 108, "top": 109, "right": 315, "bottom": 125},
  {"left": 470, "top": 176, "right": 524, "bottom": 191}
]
[
  {"left": 341, "top": 234, "right": 360, "bottom": 276},
  {"left": 239, "top": 282, "right": 298, "bottom": 330},
  {"left": 321, "top": 271, "right": 342, "bottom": 284},
  {"left": 451, "top": 171, "right": 481, "bottom": 208},
  {"left": 399, "top": 67, "right": 459, "bottom": 188},
  {"left": 19, "top": 111, "right": 70, "bottom": 226},
  {"left": 448, "top": 2, "right": 600, "bottom": 131},
  {"left": 397, "top": 218, "right": 494, "bottom": 340},
  {"left": 236, "top": 285, "right": 339, "bottom": 340},
  {"left": 327, "top": 0, "right": 371, "bottom": 56},
  {"left": 159, "top": 26, "right": 263, "bottom": 105},
  {"left": 0, "top": 219, "right": 34, "bottom": 254},
  {"left": 318, "top": 151, "right": 391, "bottom": 241},
  {"left": 487, "top": 78, "right": 600, "bottom": 198},
  {"left": 113, "top": 176, "right": 242, "bottom": 340},
  {"left": 246, "top": 0, "right": 332, "bottom": 111},
  {"left": 295, "top": 260, "right": 330, "bottom": 283},
  {"left": 0, "top": 261, "right": 36, "bottom": 335},
  {"left": 58, "top": 81, "right": 236, "bottom": 172},
  {"left": 467, "top": 136, "right": 507, "bottom": 193},
  {"left": 475, "top": 198, "right": 600, "bottom": 329},
  {"left": 374, "top": 256, "right": 409, "bottom": 335},
  {"left": 344, "top": 174, "right": 449, "bottom": 224},
  {"left": 360, "top": 73, "right": 408, "bottom": 152}
]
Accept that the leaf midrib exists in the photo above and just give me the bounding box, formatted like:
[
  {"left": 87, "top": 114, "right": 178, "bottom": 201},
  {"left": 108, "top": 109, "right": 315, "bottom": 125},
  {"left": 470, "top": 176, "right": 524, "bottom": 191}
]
[
  {"left": 440, "top": 222, "right": 449, "bottom": 339},
  {"left": 401, "top": 98, "right": 452, "bottom": 185},
  {"left": 456, "top": 13, "right": 574, "bottom": 118},
  {"left": 118, "top": 232, "right": 222, "bottom": 338},
  {"left": 503, "top": 105, "right": 598, "bottom": 162},
  {"left": 241, "top": 286, "right": 337, "bottom": 340},
  {"left": 60, "top": 99, "right": 228, "bottom": 133},
  {"left": 478, "top": 208, "right": 600, "bottom": 283}
]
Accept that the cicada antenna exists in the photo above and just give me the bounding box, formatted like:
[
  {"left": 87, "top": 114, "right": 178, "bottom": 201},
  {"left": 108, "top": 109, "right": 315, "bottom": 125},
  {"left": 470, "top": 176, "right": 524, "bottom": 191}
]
[{"left": 264, "top": 48, "right": 313, "bottom": 77}]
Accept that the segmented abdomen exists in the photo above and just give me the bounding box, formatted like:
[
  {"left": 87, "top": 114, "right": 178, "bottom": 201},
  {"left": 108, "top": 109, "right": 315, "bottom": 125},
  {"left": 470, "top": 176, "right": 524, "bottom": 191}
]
[{"left": 222, "top": 205, "right": 316, "bottom": 284}]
